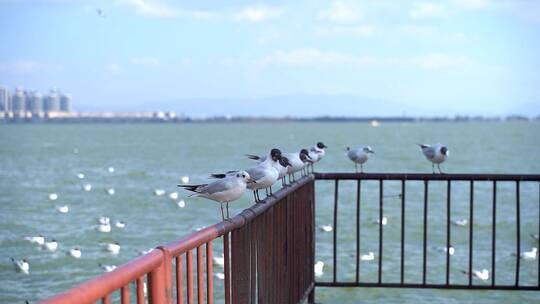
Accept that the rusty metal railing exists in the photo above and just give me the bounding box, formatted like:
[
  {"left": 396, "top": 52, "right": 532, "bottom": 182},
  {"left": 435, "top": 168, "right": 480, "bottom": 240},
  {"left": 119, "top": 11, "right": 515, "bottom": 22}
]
[
  {"left": 313, "top": 173, "right": 540, "bottom": 293},
  {"left": 42, "top": 174, "right": 315, "bottom": 304}
]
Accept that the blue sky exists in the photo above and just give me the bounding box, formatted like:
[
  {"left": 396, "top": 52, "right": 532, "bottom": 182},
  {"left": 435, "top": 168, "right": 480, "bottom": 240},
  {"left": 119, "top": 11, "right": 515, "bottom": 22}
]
[{"left": 0, "top": 0, "right": 539, "bottom": 117}]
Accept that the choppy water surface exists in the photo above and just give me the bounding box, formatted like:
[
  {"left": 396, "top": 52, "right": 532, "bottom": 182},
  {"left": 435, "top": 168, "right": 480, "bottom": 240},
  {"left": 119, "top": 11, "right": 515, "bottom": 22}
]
[{"left": 1, "top": 122, "right": 539, "bottom": 303}]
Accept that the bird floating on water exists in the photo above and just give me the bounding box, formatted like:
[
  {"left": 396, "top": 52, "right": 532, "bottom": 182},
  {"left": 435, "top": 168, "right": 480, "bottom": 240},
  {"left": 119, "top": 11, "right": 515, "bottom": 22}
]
[
  {"left": 360, "top": 252, "right": 375, "bottom": 261},
  {"left": 434, "top": 245, "right": 455, "bottom": 255},
  {"left": 213, "top": 254, "right": 225, "bottom": 267},
  {"left": 68, "top": 247, "right": 82, "bottom": 258},
  {"left": 179, "top": 171, "right": 255, "bottom": 220},
  {"left": 115, "top": 221, "right": 126, "bottom": 228},
  {"left": 98, "top": 216, "right": 110, "bottom": 225},
  {"left": 83, "top": 183, "right": 92, "bottom": 191},
  {"left": 48, "top": 193, "right": 58, "bottom": 201},
  {"left": 177, "top": 200, "right": 186, "bottom": 208},
  {"left": 418, "top": 143, "right": 449, "bottom": 174},
  {"left": 520, "top": 247, "right": 537, "bottom": 260},
  {"left": 346, "top": 146, "right": 374, "bottom": 173},
  {"left": 77, "top": 173, "right": 85, "bottom": 179},
  {"left": 180, "top": 176, "right": 190, "bottom": 184},
  {"left": 99, "top": 264, "right": 117, "bottom": 272},
  {"left": 451, "top": 219, "right": 467, "bottom": 227},
  {"left": 56, "top": 205, "right": 69, "bottom": 214},
  {"left": 314, "top": 261, "right": 324, "bottom": 277},
  {"left": 11, "top": 258, "right": 29, "bottom": 274},
  {"left": 25, "top": 235, "right": 45, "bottom": 246},
  {"left": 96, "top": 223, "right": 111, "bottom": 233},
  {"left": 168, "top": 192, "right": 179, "bottom": 200},
  {"left": 43, "top": 239, "right": 58, "bottom": 252},
  {"left": 373, "top": 217, "right": 388, "bottom": 226},
  {"left": 106, "top": 188, "right": 115, "bottom": 195},
  {"left": 319, "top": 225, "right": 333, "bottom": 232},
  {"left": 154, "top": 189, "right": 165, "bottom": 196},
  {"left": 102, "top": 242, "right": 121, "bottom": 254}
]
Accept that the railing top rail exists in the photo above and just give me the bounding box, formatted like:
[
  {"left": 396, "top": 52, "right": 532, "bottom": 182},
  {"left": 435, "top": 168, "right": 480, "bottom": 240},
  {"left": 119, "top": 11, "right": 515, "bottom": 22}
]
[
  {"left": 42, "top": 249, "right": 163, "bottom": 304},
  {"left": 164, "top": 174, "right": 314, "bottom": 256},
  {"left": 314, "top": 172, "right": 540, "bottom": 181}
]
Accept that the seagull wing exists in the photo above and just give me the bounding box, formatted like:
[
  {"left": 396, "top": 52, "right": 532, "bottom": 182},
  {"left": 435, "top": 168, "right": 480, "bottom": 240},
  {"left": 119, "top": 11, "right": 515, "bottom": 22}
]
[
  {"left": 422, "top": 146, "right": 436, "bottom": 160},
  {"left": 246, "top": 165, "right": 269, "bottom": 181}
]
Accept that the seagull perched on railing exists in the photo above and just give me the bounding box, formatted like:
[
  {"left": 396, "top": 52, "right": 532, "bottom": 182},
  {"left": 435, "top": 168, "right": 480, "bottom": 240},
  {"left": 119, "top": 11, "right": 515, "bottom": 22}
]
[
  {"left": 179, "top": 171, "right": 255, "bottom": 220},
  {"left": 306, "top": 142, "right": 328, "bottom": 171},
  {"left": 346, "top": 146, "right": 374, "bottom": 173},
  {"left": 286, "top": 149, "right": 311, "bottom": 181},
  {"left": 418, "top": 143, "right": 449, "bottom": 174}
]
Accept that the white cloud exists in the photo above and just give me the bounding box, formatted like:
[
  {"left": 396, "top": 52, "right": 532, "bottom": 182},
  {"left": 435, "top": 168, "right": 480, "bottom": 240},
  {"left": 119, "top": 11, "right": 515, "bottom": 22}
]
[
  {"left": 0, "top": 60, "right": 62, "bottom": 73},
  {"left": 319, "top": 1, "right": 363, "bottom": 23},
  {"left": 258, "top": 49, "right": 376, "bottom": 67},
  {"left": 234, "top": 7, "right": 281, "bottom": 22},
  {"left": 315, "top": 25, "right": 374, "bottom": 37},
  {"left": 131, "top": 57, "right": 160, "bottom": 67},
  {"left": 125, "top": 0, "right": 215, "bottom": 19},
  {"left": 409, "top": 3, "right": 446, "bottom": 19}
]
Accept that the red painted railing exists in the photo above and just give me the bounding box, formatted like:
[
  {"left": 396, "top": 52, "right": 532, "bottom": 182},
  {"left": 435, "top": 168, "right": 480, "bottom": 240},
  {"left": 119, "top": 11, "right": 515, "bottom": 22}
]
[{"left": 42, "top": 174, "right": 315, "bottom": 304}]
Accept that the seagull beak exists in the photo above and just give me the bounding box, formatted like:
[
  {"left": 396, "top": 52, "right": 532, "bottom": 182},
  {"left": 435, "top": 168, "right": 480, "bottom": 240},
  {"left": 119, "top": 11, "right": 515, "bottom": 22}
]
[
  {"left": 247, "top": 178, "right": 257, "bottom": 184},
  {"left": 369, "top": 150, "right": 375, "bottom": 154}
]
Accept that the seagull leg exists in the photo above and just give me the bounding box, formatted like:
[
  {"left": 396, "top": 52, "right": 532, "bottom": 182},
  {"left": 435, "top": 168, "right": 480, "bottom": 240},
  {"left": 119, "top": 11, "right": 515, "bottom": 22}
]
[
  {"left": 355, "top": 163, "right": 358, "bottom": 173},
  {"left": 265, "top": 188, "right": 269, "bottom": 197},
  {"left": 269, "top": 186, "right": 273, "bottom": 195},
  {"left": 432, "top": 163, "right": 435, "bottom": 174},
  {"left": 226, "top": 202, "right": 230, "bottom": 219},
  {"left": 361, "top": 164, "right": 364, "bottom": 173},
  {"left": 253, "top": 191, "right": 258, "bottom": 203},
  {"left": 438, "top": 164, "right": 444, "bottom": 174},
  {"left": 220, "top": 204, "right": 225, "bottom": 221}
]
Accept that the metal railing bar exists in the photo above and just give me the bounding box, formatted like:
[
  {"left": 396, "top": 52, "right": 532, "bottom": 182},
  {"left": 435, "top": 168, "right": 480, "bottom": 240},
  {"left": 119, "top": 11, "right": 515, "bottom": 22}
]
[
  {"left": 515, "top": 181, "right": 521, "bottom": 287},
  {"left": 446, "top": 180, "right": 451, "bottom": 286},
  {"left": 492, "top": 181, "right": 497, "bottom": 287},
  {"left": 197, "top": 246, "right": 204, "bottom": 304},
  {"left": 176, "top": 256, "right": 184, "bottom": 304},
  {"left": 314, "top": 173, "right": 540, "bottom": 181},
  {"left": 538, "top": 182, "right": 540, "bottom": 288},
  {"left": 120, "top": 285, "right": 129, "bottom": 304},
  {"left": 206, "top": 242, "right": 214, "bottom": 304},
  {"left": 187, "top": 250, "right": 194, "bottom": 304},
  {"left": 136, "top": 277, "right": 144, "bottom": 304},
  {"left": 423, "top": 180, "right": 428, "bottom": 286},
  {"left": 400, "top": 179, "right": 405, "bottom": 284},
  {"left": 333, "top": 179, "right": 339, "bottom": 283},
  {"left": 468, "top": 181, "right": 474, "bottom": 287},
  {"left": 355, "top": 180, "right": 361, "bottom": 283},
  {"left": 314, "top": 281, "right": 540, "bottom": 290},
  {"left": 224, "top": 234, "right": 231, "bottom": 304},
  {"left": 101, "top": 294, "right": 110, "bottom": 304},
  {"left": 378, "top": 180, "right": 383, "bottom": 284}
]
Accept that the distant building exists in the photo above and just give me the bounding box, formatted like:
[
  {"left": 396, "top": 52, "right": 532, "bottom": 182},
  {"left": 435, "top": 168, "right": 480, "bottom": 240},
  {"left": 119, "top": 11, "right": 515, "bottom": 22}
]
[
  {"left": 12, "top": 86, "right": 26, "bottom": 113},
  {"left": 44, "top": 88, "right": 60, "bottom": 112},
  {"left": 60, "top": 94, "right": 72, "bottom": 112},
  {"left": 27, "top": 91, "right": 43, "bottom": 114},
  {"left": 0, "top": 85, "right": 8, "bottom": 112}
]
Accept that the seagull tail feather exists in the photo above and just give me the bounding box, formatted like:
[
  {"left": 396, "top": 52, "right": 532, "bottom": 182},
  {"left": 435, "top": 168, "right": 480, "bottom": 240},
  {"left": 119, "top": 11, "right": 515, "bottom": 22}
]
[
  {"left": 245, "top": 154, "right": 260, "bottom": 160},
  {"left": 178, "top": 184, "right": 205, "bottom": 192},
  {"left": 210, "top": 174, "right": 227, "bottom": 179}
]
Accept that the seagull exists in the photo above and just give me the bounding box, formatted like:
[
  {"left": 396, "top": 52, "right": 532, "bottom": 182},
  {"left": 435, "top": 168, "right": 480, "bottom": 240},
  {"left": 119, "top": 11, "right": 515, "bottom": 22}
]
[
  {"left": 48, "top": 193, "right": 58, "bottom": 201},
  {"left": 307, "top": 142, "right": 328, "bottom": 171},
  {"left": 77, "top": 173, "right": 85, "bottom": 179},
  {"left": 314, "top": 261, "right": 324, "bottom": 277},
  {"left": 468, "top": 269, "right": 489, "bottom": 281},
  {"left": 434, "top": 245, "right": 455, "bottom": 255},
  {"left": 319, "top": 225, "right": 333, "bottom": 232},
  {"left": 346, "top": 146, "right": 374, "bottom": 173},
  {"left": 520, "top": 247, "right": 537, "bottom": 260},
  {"left": 43, "top": 239, "right": 58, "bottom": 252},
  {"left": 83, "top": 183, "right": 92, "bottom": 191},
  {"left": 137, "top": 248, "right": 154, "bottom": 256},
  {"left": 99, "top": 264, "right": 117, "bottom": 272},
  {"left": 96, "top": 223, "right": 111, "bottom": 233},
  {"left": 179, "top": 171, "right": 255, "bottom": 220},
  {"left": 168, "top": 192, "right": 179, "bottom": 200},
  {"left": 277, "top": 156, "right": 292, "bottom": 186},
  {"left": 180, "top": 176, "right": 190, "bottom": 184},
  {"left": 154, "top": 189, "right": 166, "bottom": 196},
  {"left": 25, "top": 235, "right": 45, "bottom": 246},
  {"left": 56, "top": 205, "right": 69, "bottom": 214},
  {"left": 213, "top": 254, "right": 225, "bottom": 267},
  {"left": 98, "top": 216, "right": 110, "bottom": 225},
  {"left": 102, "top": 242, "right": 121, "bottom": 254},
  {"left": 373, "top": 216, "right": 388, "bottom": 226},
  {"left": 106, "top": 188, "right": 115, "bottom": 195},
  {"left": 285, "top": 149, "right": 311, "bottom": 182},
  {"left": 418, "top": 143, "right": 449, "bottom": 174},
  {"left": 177, "top": 200, "right": 186, "bottom": 208},
  {"left": 215, "top": 272, "right": 225, "bottom": 280},
  {"left": 115, "top": 220, "right": 126, "bottom": 228},
  {"left": 360, "top": 252, "right": 375, "bottom": 261},
  {"left": 451, "top": 219, "right": 468, "bottom": 227},
  {"left": 11, "top": 258, "right": 29, "bottom": 274},
  {"left": 68, "top": 247, "right": 82, "bottom": 258},
  {"left": 108, "top": 166, "right": 115, "bottom": 173}
]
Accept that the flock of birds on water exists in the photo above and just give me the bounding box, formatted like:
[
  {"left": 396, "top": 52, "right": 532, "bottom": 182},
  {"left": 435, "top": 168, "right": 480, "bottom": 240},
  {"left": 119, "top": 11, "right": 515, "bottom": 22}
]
[{"left": 10, "top": 142, "right": 539, "bottom": 285}]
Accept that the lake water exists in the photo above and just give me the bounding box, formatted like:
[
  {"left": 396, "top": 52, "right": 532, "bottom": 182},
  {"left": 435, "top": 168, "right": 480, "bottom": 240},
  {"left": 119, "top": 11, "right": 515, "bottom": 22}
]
[{"left": 1, "top": 122, "right": 539, "bottom": 303}]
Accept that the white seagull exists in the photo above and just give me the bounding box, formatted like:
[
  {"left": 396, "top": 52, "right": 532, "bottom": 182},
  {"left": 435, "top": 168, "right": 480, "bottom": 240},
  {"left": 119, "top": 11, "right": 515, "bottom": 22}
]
[
  {"left": 102, "top": 242, "right": 121, "bottom": 254},
  {"left": 68, "top": 247, "right": 82, "bottom": 258},
  {"left": 285, "top": 149, "right": 311, "bottom": 181},
  {"left": 360, "top": 252, "right": 375, "bottom": 261},
  {"left": 319, "top": 225, "right": 333, "bottom": 232},
  {"left": 98, "top": 216, "right": 110, "bottom": 225},
  {"left": 154, "top": 189, "right": 166, "bottom": 196},
  {"left": 314, "top": 261, "right": 324, "bottom": 277},
  {"left": 373, "top": 217, "right": 388, "bottom": 226},
  {"left": 418, "top": 143, "right": 449, "bottom": 174},
  {"left": 106, "top": 188, "right": 115, "bottom": 195},
  {"left": 307, "top": 142, "right": 328, "bottom": 170},
  {"left": 177, "top": 199, "right": 186, "bottom": 208},
  {"left": 48, "top": 193, "right": 58, "bottom": 201},
  {"left": 83, "top": 183, "right": 92, "bottom": 191},
  {"left": 25, "top": 235, "right": 45, "bottom": 246},
  {"left": 213, "top": 254, "right": 225, "bottom": 267},
  {"left": 96, "top": 223, "right": 112, "bottom": 233},
  {"left": 472, "top": 269, "right": 489, "bottom": 281},
  {"left": 520, "top": 247, "right": 537, "bottom": 260},
  {"left": 451, "top": 219, "right": 468, "bottom": 227},
  {"left": 168, "top": 192, "right": 179, "bottom": 200},
  {"left": 180, "top": 176, "right": 190, "bottom": 184},
  {"left": 77, "top": 173, "right": 85, "bottom": 179},
  {"left": 346, "top": 146, "right": 374, "bottom": 173},
  {"left": 43, "top": 239, "right": 59, "bottom": 252},
  {"left": 11, "top": 258, "right": 29, "bottom": 274},
  {"left": 434, "top": 245, "right": 455, "bottom": 255},
  {"left": 179, "top": 170, "right": 255, "bottom": 220},
  {"left": 56, "top": 205, "right": 69, "bottom": 214},
  {"left": 99, "top": 264, "right": 117, "bottom": 272},
  {"left": 115, "top": 220, "right": 126, "bottom": 228}
]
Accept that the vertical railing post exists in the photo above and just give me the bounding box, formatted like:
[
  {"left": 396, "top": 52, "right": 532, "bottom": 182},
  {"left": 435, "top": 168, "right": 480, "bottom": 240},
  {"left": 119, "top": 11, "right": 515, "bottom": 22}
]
[{"left": 148, "top": 248, "right": 169, "bottom": 304}]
